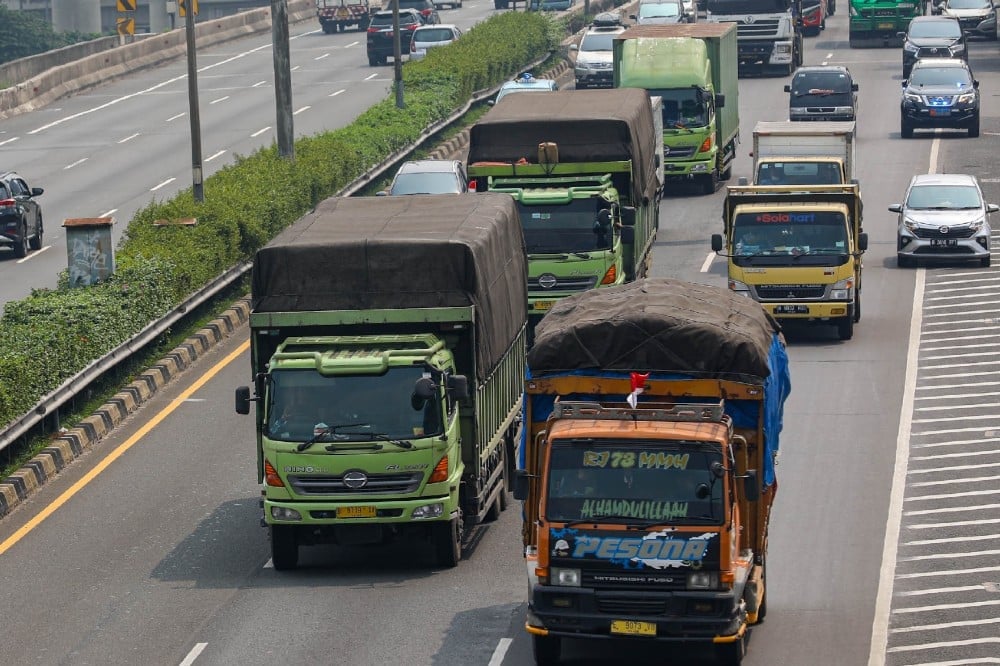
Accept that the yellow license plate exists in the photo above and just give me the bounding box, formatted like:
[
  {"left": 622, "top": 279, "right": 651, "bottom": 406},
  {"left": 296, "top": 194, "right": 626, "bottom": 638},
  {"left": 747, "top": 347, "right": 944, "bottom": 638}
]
[
  {"left": 336, "top": 505, "right": 376, "bottom": 519},
  {"left": 877, "top": 22, "right": 895, "bottom": 30},
  {"left": 533, "top": 300, "right": 555, "bottom": 312},
  {"left": 610, "top": 620, "right": 656, "bottom": 637}
]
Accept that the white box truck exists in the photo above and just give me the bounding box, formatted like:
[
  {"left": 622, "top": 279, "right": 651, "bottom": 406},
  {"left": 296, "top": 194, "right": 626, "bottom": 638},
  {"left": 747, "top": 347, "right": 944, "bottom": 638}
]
[{"left": 748, "top": 121, "right": 856, "bottom": 187}]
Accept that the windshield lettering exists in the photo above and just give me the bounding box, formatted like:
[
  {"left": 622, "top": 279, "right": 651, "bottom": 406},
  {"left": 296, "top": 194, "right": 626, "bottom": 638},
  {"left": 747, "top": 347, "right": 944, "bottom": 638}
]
[{"left": 580, "top": 499, "right": 689, "bottom": 520}]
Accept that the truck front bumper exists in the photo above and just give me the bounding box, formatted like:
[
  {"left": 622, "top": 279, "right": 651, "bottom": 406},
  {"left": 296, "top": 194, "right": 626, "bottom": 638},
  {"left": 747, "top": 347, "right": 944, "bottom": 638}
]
[
  {"left": 663, "top": 156, "right": 714, "bottom": 179},
  {"left": 264, "top": 494, "right": 456, "bottom": 527},
  {"left": 759, "top": 301, "right": 853, "bottom": 321},
  {"left": 737, "top": 40, "right": 793, "bottom": 67}
]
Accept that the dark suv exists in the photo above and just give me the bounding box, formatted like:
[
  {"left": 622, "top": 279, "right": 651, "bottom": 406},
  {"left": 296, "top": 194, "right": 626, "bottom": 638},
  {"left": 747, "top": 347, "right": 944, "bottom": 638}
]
[
  {"left": 900, "top": 58, "right": 980, "bottom": 138},
  {"left": 381, "top": 0, "right": 441, "bottom": 24},
  {"left": 900, "top": 15, "right": 968, "bottom": 78},
  {"left": 0, "top": 171, "right": 44, "bottom": 259},
  {"left": 785, "top": 66, "right": 859, "bottom": 121},
  {"left": 366, "top": 9, "right": 423, "bottom": 66}
]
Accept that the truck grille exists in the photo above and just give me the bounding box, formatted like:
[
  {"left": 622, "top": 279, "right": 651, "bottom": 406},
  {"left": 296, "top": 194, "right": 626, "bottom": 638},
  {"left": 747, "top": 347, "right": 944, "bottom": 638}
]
[
  {"left": 288, "top": 472, "right": 422, "bottom": 495},
  {"left": 529, "top": 276, "right": 597, "bottom": 291},
  {"left": 736, "top": 20, "right": 781, "bottom": 38},
  {"left": 872, "top": 8, "right": 899, "bottom": 16},
  {"left": 755, "top": 285, "right": 826, "bottom": 300},
  {"left": 912, "top": 226, "right": 977, "bottom": 239},
  {"left": 596, "top": 595, "right": 668, "bottom": 616},
  {"left": 664, "top": 146, "right": 697, "bottom": 159}
]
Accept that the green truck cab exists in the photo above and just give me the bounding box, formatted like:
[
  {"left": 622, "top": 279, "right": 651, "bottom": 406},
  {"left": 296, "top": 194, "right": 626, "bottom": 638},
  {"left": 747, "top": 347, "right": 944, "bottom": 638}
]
[
  {"left": 467, "top": 88, "right": 661, "bottom": 329},
  {"left": 235, "top": 194, "right": 527, "bottom": 570},
  {"left": 849, "top": 0, "right": 925, "bottom": 47},
  {"left": 515, "top": 278, "right": 791, "bottom": 665},
  {"left": 613, "top": 24, "right": 739, "bottom": 195}
]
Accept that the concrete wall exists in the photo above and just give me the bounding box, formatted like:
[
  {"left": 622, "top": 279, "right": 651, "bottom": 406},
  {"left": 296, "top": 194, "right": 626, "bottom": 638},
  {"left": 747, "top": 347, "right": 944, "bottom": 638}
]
[
  {"left": 0, "top": 0, "right": 314, "bottom": 120},
  {"left": 0, "top": 36, "right": 119, "bottom": 88}
]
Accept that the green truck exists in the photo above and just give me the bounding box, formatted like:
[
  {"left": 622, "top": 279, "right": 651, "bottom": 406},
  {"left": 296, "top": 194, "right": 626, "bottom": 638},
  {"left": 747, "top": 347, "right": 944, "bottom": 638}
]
[
  {"left": 235, "top": 194, "right": 527, "bottom": 570},
  {"left": 614, "top": 24, "right": 740, "bottom": 195},
  {"left": 467, "top": 88, "right": 661, "bottom": 329},
  {"left": 849, "top": 0, "right": 925, "bottom": 47}
]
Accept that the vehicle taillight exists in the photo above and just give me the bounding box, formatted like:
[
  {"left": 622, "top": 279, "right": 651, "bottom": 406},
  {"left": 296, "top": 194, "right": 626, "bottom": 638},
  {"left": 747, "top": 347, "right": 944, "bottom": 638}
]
[
  {"left": 367, "top": 26, "right": 378, "bottom": 33},
  {"left": 468, "top": 180, "right": 477, "bottom": 192}
]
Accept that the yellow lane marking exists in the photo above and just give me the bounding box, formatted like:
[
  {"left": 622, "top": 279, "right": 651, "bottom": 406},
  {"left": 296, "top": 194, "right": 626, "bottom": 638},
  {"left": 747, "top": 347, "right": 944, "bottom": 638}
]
[{"left": 0, "top": 338, "right": 250, "bottom": 556}]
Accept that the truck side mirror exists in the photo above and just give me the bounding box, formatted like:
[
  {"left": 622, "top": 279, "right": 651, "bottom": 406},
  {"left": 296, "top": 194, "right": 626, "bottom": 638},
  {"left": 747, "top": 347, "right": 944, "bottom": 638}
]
[
  {"left": 783, "top": 84, "right": 791, "bottom": 93},
  {"left": 513, "top": 469, "right": 530, "bottom": 501},
  {"left": 447, "top": 374, "right": 470, "bottom": 400},
  {"left": 620, "top": 206, "right": 636, "bottom": 227},
  {"left": 235, "top": 386, "right": 251, "bottom": 415},
  {"left": 858, "top": 232, "right": 868, "bottom": 252},
  {"left": 851, "top": 83, "right": 859, "bottom": 91},
  {"left": 743, "top": 469, "right": 760, "bottom": 502},
  {"left": 715, "top": 93, "right": 725, "bottom": 108},
  {"left": 711, "top": 234, "right": 723, "bottom": 253}
]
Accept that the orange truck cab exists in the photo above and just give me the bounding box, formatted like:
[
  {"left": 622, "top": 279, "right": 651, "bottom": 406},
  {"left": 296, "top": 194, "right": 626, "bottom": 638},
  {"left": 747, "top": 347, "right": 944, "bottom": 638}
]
[{"left": 513, "top": 278, "right": 791, "bottom": 665}]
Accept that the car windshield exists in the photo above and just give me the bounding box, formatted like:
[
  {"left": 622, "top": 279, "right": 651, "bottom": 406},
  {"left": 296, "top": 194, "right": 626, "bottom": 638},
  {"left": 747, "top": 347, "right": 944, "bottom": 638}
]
[
  {"left": 638, "top": 2, "right": 682, "bottom": 17},
  {"left": 371, "top": 12, "right": 417, "bottom": 26},
  {"left": 580, "top": 32, "right": 618, "bottom": 51},
  {"left": 791, "top": 71, "right": 853, "bottom": 99},
  {"left": 518, "top": 199, "right": 615, "bottom": 253},
  {"left": 391, "top": 171, "right": 462, "bottom": 195},
  {"left": 947, "top": 0, "right": 990, "bottom": 8},
  {"left": 414, "top": 28, "right": 454, "bottom": 42},
  {"left": 909, "top": 67, "right": 972, "bottom": 86},
  {"left": 906, "top": 184, "right": 982, "bottom": 209},
  {"left": 496, "top": 84, "right": 553, "bottom": 102},
  {"left": 909, "top": 21, "right": 962, "bottom": 38}
]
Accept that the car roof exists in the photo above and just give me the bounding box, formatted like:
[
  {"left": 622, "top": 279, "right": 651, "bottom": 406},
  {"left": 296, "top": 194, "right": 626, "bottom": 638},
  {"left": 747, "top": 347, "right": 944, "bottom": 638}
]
[
  {"left": 910, "top": 173, "right": 979, "bottom": 187},
  {"left": 499, "top": 78, "right": 557, "bottom": 90},
  {"left": 911, "top": 15, "right": 961, "bottom": 22},
  {"left": 794, "top": 65, "right": 851, "bottom": 76},
  {"left": 414, "top": 23, "right": 458, "bottom": 32},
  {"left": 397, "top": 160, "right": 462, "bottom": 173},
  {"left": 373, "top": 8, "right": 420, "bottom": 16},
  {"left": 913, "top": 57, "right": 971, "bottom": 68}
]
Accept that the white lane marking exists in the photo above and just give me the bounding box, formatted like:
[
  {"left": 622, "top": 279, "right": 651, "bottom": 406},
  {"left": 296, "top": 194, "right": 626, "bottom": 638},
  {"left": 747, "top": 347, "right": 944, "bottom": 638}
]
[
  {"left": 888, "top": 637, "right": 1000, "bottom": 653},
  {"left": 252, "top": 80, "right": 268, "bottom": 87},
  {"left": 293, "top": 106, "right": 311, "bottom": 116},
  {"left": 867, "top": 267, "right": 924, "bottom": 666},
  {"left": 330, "top": 89, "right": 346, "bottom": 97},
  {"left": 891, "top": 659, "right": 1000, "bottom": 665},
  {"left": 315, "top": 53, "right": 331, "bottom": 60},
  {"left": 699, "top": 252, "right": 715, "bottom": 273},
  {"left": 913, "top": 448, "right": 1000, "bottom": 460},
  {"left": 899, "top": 583, "right": 997, "bottom": 596},
  {"left": 166, "top": 112, "right": 186, "bottom": 122},
  {"left": 100, "top": 208, "right": 118, "bottom": 218},
  {"left": 488, "top": 638, "right": 512, "bottom": 666},
  {"left": 906, "top": 533, "right": 1000, "bottom": 546},
  {"left": 31, "top": 41, "right": 277, "bottom": 134},
  {"left": 118, "top": 132, "right": 141, "bottom": 144},
  {"left": 893, "top": 617, "right": 1000, "bottom": 633},
  {"left": 907, "top": 490, "right": 1000, "bottom": 503},
  {"left": 179, "top": 642, "right": 207, "bottom": 666},
  {"left": 915, "top": 437, "right": 1000, "bottom": 449},
  {"left": 151, "top": 177, "right": 176, "bottom": 192},
  {"left": 345, "top": 41, "right": 359, "bottom": 48},
  {"left": 929, "top": 138, "right": 940, "bottom": 174},
  {"left": 210, "top": 96, "right": 230, "bottom": 104},
  {"left": 205, "top": 150, "right": 226, "bottom": 163},
  {"left": 291, "top": 65, "right": 301, "bottom": 71},
  {"left": 0, "top": 136, "right": 19, "bottom": 146},
  {"left": 251, "top": 126, "right": 271, "bottom": 137},
  {"left": 365, "top": 72, "right": 379, "bottom": 81},
  {"left": 911, "top": 474, "right": 1000, "bottom": 486},
  {"left": 16, "top": 245, "right": 51, "bottom": 264},
  {"left": 64, "top": 158, "right": 88, "bottom": 170},
  {"left": 900, "top": 548, "right": 1000, "bottom": 561},
  {"left": 893, "top": 599, "right": 1000, "bottom": 612},
  {"left": 911, "top": 518, "right": 1000, "bottom": 528},
  {"left": 915, "top": 399, "right": 1000, "bottom": 412}
]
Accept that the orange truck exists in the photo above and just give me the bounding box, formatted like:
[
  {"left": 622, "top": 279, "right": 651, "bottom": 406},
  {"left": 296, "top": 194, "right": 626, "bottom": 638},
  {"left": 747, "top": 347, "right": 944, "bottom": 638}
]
[{"left": 513, "top": 277, "right": 791, "bottom": 665}]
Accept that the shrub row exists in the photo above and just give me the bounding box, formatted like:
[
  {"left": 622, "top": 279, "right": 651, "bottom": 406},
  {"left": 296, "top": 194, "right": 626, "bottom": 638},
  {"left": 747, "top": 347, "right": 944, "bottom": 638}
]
[{"left": 0, "top": 10, "right": 558, "bottom": 429}]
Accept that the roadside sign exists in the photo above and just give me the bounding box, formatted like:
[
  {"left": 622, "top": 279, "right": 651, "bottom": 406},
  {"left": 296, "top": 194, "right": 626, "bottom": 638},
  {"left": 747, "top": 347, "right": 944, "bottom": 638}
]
[
  {"left": 117, "top": 0, "right": 136, "bottom": 11},
  {"left": 178, "top": 0, "right": 199, "bottom": 16},
  {"left": 116, "top": 17, "right": 135, "bottom": 35}
]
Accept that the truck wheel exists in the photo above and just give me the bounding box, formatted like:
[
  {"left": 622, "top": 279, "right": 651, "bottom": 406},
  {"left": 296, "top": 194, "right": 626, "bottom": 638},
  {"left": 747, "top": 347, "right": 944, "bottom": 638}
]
[
  {"left": 720, "top": 162, "right": 733, "bottom": 181},
  {"left": 853, "top": 292, "right": 861, "bottom": 323},
  {"left": 270, "top": 525, "right": 299, "bottom": 571},
  {"left": 368, "top": 55, "right": 378, "bottom": 66},
  {"left": 701, "top": 171, "right": 718, "bottom": 195},
  {"left": 715, "top": 632, "right": 746, "bottom": 665},
  {"left": 322, "top": 23, "right": 334, "bottom": 34},
  {"left": 13, "top": 224, "right": 28, "bottom": 258},
  {"left": 837, "top": 316, "right": 854, "bottom": 341},
  {"left": 532, "top": 635, "right": 561, "bottom": 665},
  {"left": 434, "top": 516, "right": 462, "bottom": 567},
  {"left": 29, "top": 215, "right": 43, "bottom": 250},
  {"left": 756, "top": 558, "right": 768, "bottom": 621}
]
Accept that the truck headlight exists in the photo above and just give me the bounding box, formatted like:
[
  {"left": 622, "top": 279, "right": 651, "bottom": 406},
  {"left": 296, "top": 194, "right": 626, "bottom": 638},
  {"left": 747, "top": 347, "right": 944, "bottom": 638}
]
[
  {"left": 728, "top": 279, "right": 752, "bottom": 297},
  {"left": 830, "top": 277, "right": 855, "bottom": 301},
  {"left": 271, "top": 506, "right": 302, "bottom": 521},
  {"left": 551, "top": 567, "right": 582, "bottom": 587},
  {"left": 412, "top": 502, "right": 444, "bottom": 519},
  {"left": 687, "top": 572, "right": 719, "bottom": 589},
  {"left": 775, "top": 44, "right": 791, "bottom": 54}
]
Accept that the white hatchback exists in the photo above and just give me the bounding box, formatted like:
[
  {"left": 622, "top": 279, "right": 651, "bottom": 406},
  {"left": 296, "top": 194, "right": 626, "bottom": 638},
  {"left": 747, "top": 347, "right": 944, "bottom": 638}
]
[{"left": 409, "top": 24, "right": 462, "bottom": 61}]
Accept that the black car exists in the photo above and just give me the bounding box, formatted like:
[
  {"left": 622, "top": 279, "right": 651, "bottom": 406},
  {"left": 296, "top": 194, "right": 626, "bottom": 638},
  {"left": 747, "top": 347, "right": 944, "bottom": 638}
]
[
  {"left": 366, "top": 9, "right": 423, "bottom": 66},
  {"left": 784, "top": 66, "right": 858, "bottom": 122},
  {"left": 381, "top": 0, "right": 441, "bottom": 24},
  {"left": 0, "top": 171, "right": 44, "bottom": 259},
  {"left": 900, "top": 15, "right": 967, "bottom": 78},
  {"left": 900, "top": 58, "right": 980, "bottom": 138}
]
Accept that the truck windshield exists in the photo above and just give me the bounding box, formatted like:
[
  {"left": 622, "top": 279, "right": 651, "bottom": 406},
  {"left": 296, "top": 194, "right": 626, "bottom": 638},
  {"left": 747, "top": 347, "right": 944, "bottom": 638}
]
[
  {"left": 649, "top": 88, "right": 710, "bottom": 129},
  {"left": 545, "top": 442, "right": 724, "bottom": 525},
  {"left": 517, "top": 199, "right": 614, "bottom": 254},
  {"left": 705, "top": 0, "right": 790, "bottom": 13},
  {"left": 757, "top": 161, "right": 843, "bottom": 185},
  {"left": 267, "top": 367, "right": 441, "bottom": 441},
  {"left": 732, "top": 211, "right": 850, "bottom": 265}
]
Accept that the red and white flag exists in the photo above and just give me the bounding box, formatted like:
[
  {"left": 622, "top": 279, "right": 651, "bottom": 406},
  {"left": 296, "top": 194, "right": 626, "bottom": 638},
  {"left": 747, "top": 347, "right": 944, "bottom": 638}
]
[{"left": 627, "top": 372, "right": 649, "bottom": 409}]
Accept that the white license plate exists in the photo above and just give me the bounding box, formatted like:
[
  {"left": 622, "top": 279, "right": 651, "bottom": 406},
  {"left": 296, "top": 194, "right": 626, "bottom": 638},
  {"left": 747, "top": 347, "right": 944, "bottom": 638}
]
[
  {"left": 930, "top": 239, "right": 958, "bottom": 247},
  {"left": 775, "top": 305, "right": 809, "bottom": 314}
]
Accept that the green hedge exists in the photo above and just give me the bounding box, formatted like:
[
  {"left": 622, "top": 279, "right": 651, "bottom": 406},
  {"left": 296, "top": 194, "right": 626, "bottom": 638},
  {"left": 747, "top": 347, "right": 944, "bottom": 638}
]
[{"left": 0, "top": 11, "right": 557, "bottom": 429}]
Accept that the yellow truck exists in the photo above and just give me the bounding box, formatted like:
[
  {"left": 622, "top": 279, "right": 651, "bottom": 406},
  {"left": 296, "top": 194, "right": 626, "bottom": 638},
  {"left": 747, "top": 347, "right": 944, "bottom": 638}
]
[{"left": 712, "top": 184, "right": 867, "bottom": 340}]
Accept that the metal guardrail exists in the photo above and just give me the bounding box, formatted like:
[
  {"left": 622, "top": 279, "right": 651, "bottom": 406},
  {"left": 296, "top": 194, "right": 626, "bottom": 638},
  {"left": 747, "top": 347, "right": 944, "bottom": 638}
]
[{"left": 0, "top": 53, "right": 553, "bottom": 455}]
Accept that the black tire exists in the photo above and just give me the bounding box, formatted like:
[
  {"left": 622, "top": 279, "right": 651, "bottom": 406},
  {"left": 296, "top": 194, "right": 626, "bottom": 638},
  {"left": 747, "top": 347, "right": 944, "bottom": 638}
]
[
  {"left": 837, "top": 316, "right": 854, "bottom": 341},
  {"left": 901, "top": 117, "right": 913, "bottom": 139},
  {"left": 29, "top": 215, "right": 42, "bottom": 250},
  {"left": 756, "top": 558, "right": 768, "bottom": 621},
  {"left": 720, "top": 161, "right": 733, "bottom": 181},
  {"left": 532, "top": 634, "right": 561, "bottom": 665},
  {"left": 715, "top": 633, "right": 747, "bottom": 665},
  {"left": 981, "top": 255, "right": 991, "bottom": 267},
  {"left": 379, "top": 55, "right": 387, "bottom": 66},
  {"left": 701, "top": 170, "right": 718, "bottom": 195},
  {"left": 270, "top": 525, "right": 299, "bottom": 571},
  {"left": 368, "top": 55, "right": 378, "bottom": 66},
  {"left": 829, "top": 0, "right": 835, "bottom": 15},
  {"left": 849, "top": 34, "right": 860, "bottom": 48},
  {"left": 853, "top": 291, "right": 861, "bottom": 323},
  {"left": 13, "top": 225, "right": 27, "bottom": 258},
  {"left": 322, "top": 23, "right": 334, "bottom": 34},
  {"left": 434, "top": 517, "right": 462, "bottom": 567},
  {"left": 898, "top": 253, "right": 914, "bottom": 268},
  {"left": 968, "top": 115, "right": 980, "bottom": 138}
]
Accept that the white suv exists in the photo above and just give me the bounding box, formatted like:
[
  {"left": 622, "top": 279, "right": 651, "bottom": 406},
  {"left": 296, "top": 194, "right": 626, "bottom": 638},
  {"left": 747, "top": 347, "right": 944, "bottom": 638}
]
[{"left": 571, "top": 13, "right": 625, "bottom": 90}]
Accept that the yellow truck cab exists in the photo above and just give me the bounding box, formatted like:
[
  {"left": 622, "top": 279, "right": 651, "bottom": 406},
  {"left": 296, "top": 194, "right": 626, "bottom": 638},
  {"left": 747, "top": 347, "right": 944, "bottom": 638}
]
[{"left": 712, "top": 184, "right": 867, "bottom": 340}]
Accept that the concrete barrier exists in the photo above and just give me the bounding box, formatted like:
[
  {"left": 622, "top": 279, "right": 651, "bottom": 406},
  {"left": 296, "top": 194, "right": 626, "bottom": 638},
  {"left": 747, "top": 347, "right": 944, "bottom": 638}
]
[{"left": 0, "top": 0, "right": 316, "bottom": 121}]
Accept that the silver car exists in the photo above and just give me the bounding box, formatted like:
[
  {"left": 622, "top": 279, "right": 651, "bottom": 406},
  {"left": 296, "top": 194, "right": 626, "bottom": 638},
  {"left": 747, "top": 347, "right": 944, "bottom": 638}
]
[
  {"left": 891, "top": 173, "right": 997, "bottom": 267},
  {"left": 409, "top": 24, "right": 462, "bottom": 61},
  {"left": 381, "top": 159, "right": 469, "bottom": 195}
]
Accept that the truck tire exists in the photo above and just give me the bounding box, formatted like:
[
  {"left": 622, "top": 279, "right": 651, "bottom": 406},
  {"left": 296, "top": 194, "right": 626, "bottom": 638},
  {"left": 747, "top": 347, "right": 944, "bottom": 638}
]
[
  {"left": 435, "top": 516, "right": 462, "bottom": 567},
  {"left": 532, "top": 635, "right": 561, "bottom": 665},
  {"left": 715, "top": 633, "right": 746, "bottom": 665},
  {"left": 853, "top": 291, "right": 861, "bottom": 323},
  {"left": 701, "top": 171, "right": 718, "bottom": 195},
  {"left": 13, "top": 224, "right": 28, "bottom": 258},
  {"left": 837, "top": 316, "right": 854, "bottom": 341},
  {"left": 29, "top": 215, "right": 43, "bottom": 250},
  {"left": 270, "top": 525, "right": 299, "bottom": 571},
  {"left": 322, "top": 23, "right": 334, "bottom": 34}
]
